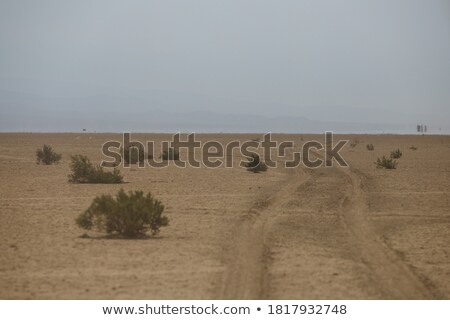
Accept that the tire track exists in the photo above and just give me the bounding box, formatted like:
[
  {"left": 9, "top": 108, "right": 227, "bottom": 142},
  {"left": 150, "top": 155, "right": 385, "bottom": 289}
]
[
  {"left": 216, "top": 167, "right": 309, "bottom": 299},
  {"left": 337, "top": 167, "right": 434, "bottom": 298},
  {"left": 217, "top": 159, "right": 434, "bottom": 299}
]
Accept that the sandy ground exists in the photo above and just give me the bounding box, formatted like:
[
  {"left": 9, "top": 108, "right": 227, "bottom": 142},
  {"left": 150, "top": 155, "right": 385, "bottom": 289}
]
[{"left": 0, "top": 133, "right": 449, "bottom": 299}]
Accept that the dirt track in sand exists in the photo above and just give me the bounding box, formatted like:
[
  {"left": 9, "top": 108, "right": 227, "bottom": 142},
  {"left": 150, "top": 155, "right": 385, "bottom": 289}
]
[
  {"left": 217, "top": 164, "right": 434, "bottom": 299},
  {"left": 217, "top": 166, "right": 307, "bottom": 299},
  {"left": 0, "top": 133, "right": 449, "bottom": 299}
]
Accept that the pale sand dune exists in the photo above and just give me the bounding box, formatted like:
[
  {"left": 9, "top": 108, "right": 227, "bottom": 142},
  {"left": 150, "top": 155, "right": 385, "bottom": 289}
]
[{"left": 0, "top": 133, "right": 449, "bottom": 299}]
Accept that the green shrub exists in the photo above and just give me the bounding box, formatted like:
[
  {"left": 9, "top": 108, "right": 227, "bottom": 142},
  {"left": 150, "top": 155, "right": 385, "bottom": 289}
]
[
  {"left": 366, "top": 143, "right": 374, "bottom": 151},
  {"left": 68, "top": 155, "right": 123, "bottom": 184},
  {"left": 161, "top": 147, "right": 179, "bottom": 160},
  {"left": 76, "top": 189, "right": 168, "bottom": 238},
  {"left": 122, "top": 143, "right": 152, "bottom": 165},
  {"left": 375, "top": 156, "right": 397, "bottom": 169},
  {"left": 36, "top": 144, "right": 62, "bottom": 165},
  {"left": 245, "top": 153, "right": 268, "bottom": 173},
  {"left": 390, "top": 148, "right": 402, "bottom": 159}
]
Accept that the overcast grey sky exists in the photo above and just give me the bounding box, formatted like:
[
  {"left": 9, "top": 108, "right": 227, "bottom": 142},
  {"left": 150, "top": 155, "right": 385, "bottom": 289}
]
[{"left": 0, "top": 0, "right": 449, "bottom": 132}]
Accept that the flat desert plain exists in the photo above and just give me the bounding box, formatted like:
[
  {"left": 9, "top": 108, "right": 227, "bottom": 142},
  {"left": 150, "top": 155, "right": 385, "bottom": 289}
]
[{"left": 0, "top": 133, "right": 449, "bottom": 299}]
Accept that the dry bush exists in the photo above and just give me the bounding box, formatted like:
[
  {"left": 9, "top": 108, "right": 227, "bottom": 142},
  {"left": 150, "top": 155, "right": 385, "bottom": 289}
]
[
  {"left": 245, "top": 153, "right": 268, "bottom": 173},
  {"left": 36, "top": 144, "right": 62, "bottom": 165},
  {"left": 122, "top": 142, "right": 152, "bottom": 165},
  {"left": 375, "top": 156, "right": 397, "bottom": 169},
  {"left": 68, "top": 155, "right": 123, "bottom": 184},
  {"left": 390, "top": 148, "right": 403, "bottom": 159},
  {"left": 366, "top": 143, "right": 374, "bottom": 151},
  {"left": 76, "top": 189, "right": 168, "bottom": 238},
  {"left": 350, "top": 139, "right": 359, "bottom": 148}
]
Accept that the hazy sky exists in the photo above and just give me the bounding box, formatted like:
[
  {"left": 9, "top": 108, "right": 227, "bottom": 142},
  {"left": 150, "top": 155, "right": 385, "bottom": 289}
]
[{"left": 1, "top": 0, "right": 449, "bottom": 131}]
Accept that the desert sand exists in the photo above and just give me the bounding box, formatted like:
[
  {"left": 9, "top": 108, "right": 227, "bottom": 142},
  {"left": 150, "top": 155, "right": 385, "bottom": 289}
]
[{"left": 0, "top": 133, "right": 449, "bottom": 299}]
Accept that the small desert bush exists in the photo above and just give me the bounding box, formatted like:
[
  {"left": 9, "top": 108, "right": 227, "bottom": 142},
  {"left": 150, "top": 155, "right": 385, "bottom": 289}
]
[
  {"left": 161, "top": 147, "right": 179, "bottom": 160},
  {"left": 375, "top": 156, "right": 397, "bottom": 169},
  {"left": 409, "top": 145, "right": 418, "bottom": 151},
  {"left": 68, "top": 155, "right": 123, "bottom": 184},
  {"left": 122, "top": 143, "right": 152, "bottom": 165},
  {"left": 76, "top": 189, "right": 168, "bottom": 238},
  {"left": 390, "top": 148, "right": 403, "bottom": 159},
  {"left": 350, "top": 139, "right": 359, "bottom": 148},
  {"left": 245, "top": 153, "right": 268, "bottom": 173},
  {"left": 366, "top": 143, "right": 374, "bottom": 151},
  {"left": 36, "top": 144, "right": 62, "bottom": 165}
]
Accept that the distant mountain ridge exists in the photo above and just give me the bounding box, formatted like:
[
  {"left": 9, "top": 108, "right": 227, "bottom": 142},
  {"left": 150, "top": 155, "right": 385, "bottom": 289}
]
[{"left": 0, "top": 90, "right": 447, "bottom": 134}]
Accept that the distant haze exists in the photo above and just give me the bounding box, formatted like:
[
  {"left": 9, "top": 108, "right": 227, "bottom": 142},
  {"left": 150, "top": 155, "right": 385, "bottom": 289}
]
[{"left": 1, "top": 0, "right": 449, "bottom": 133}]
